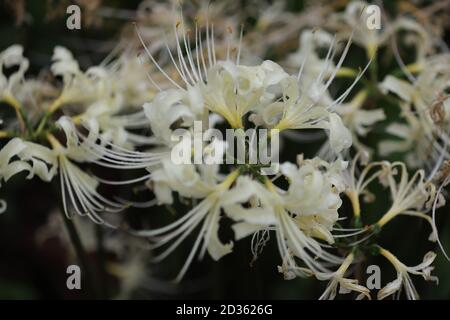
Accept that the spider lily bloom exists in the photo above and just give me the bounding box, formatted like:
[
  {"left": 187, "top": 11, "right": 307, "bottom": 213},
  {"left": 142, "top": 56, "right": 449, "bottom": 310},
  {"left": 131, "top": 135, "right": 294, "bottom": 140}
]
[
  {"left": 378, "top": 63, "right": 450, "bottom": 168},
  {"left": 114, "top": 55, "right": 163, "bottom": 107},
  {"left": 264, "top": 76, "right": 353, "bottom": 154},
  {"left": 378, "top": 248, "right": 438, "bottom": 300},
  {"left": 287, "top": 29, "right": 357, "bottom": 79},
  {"left": 316, "top": 252, "right": 370, "bottom": 300},
  {"left": 280, "top": 157, "right": 347, "bottom": 244},
  {"left": 376, "top": 162, "right": 437, "bottom": 230},
  {"left": 143, "top": 89, "right": 196, "bottom": 146},
  {"left": 0, "top": 138, "right": 56, "bottom": 214},
  {"left": 72, "top": 84, "right": 157, "bottom": 149},
  {"left": 224, "top": 158, "right": 346, "bottom": 278},
  {"left": 201, "top": 60, "right": 288, "bottom": 128},
  {"left": 263, "top": 30, "right": 370, "bottom": 153},
  {"left": 62, "top": 51, "right": 172, "bottom": 149},
  {"left": 0, "top": 45, "right": 29, "bottom": 106},
  {"left": 76, "top": 106, "right": 156, "bottom": 149},
  {"left": 135, "top": 17, "right": 290, "bottom": 131},
  {"left": 342, "top": 152, "right": 384, "bottom": 219},
  {"left": 389, "top": 18, "right": 435, "bottom": 76},
  {"left": 336, "top": 90, "right": 385, "bottom": 156},
  {"left": 132, "top": 158, "right": 239, "bottom": 282},
  {"left": 45, "top": 117, "right": 129, "bottom": 225},
  {"left": 48, "top": 47, "right": 112, "bottom": 113},
  {"left": 378, "top": 64, "right": 450, "bottom": 115},
  {"left": 0, "top": 138, "right": 34, "bottom": 185},
  {"left": 0, "top": 45, "right": 29, "bottom": 131},
  {"left": 0, "top": 138, "right": 56, "bottom": 187}
]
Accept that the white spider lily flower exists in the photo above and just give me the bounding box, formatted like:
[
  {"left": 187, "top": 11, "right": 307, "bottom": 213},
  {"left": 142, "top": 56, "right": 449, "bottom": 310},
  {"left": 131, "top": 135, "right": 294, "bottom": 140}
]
[
  {"left": 74, "top": 98, "right": 155, "bottom": 149},
  {"left": 0, "top": 45, "right": 29, "bottom": 95},
  {"left": 143, "top": 89, "right": 195, "bottom": 145},
  {"left": 201, "top": 60, "right": 289, "bottom": 128},
  {"left": 0, "top": 45, "right": 29, "bottom": 107},
  {"left": 135, "top": 14, "right": 365, "bottom": 154},
  {"left": 287, "top": 29, "right": 356, "bottom": 79},
  {"left": 378, "top": 248, "right": 438, "bottom": 300},
  {"left": 379, "top": 55, "right": 450, "bottom": 116},
  {"left": 0, "top": 138, "right": 56, "bottom": 186},
  {"left": 376, "top": 162, "right": 436, "bottom": 230},
  {"left": 133, "top": 163, "right": 239, "bottom": 282},
  {"left": 135, "top": 17, "right": 290, "bottom": 130},
  {"left": 378, "top": 66, "right": 450, "bottom": 168},
  {"left": 0, "top": 138, "right": 32, "bottom": 184},
  {"left": 107, "top": 251, "right": 154, "bottom": 299},
  {"left": 316, "top": 253, "right": 371, "bottom": 300},
  {"left": 281, "top": 158, "right": 346, "bottom": 244},
  {"left": 44, "top": 118, "right": 135, "bottom": 225},
  {"left": 342, "top": 152, "right": 383, "bottom": 218},
  {"left": 51, "top": 46, "right": 80, "bottom": 80},
  {"left": 224, "top": 160, "right": 346, "bottom": 278},
  {"left": 115, "top": 55, "right": 161, "bottom": 107},
  {"left": 392, "top": 18, "right": 432, "bottom": 70},
  {"left": 49, "top": 47, "right": 111, "bottom": 112},
  {"left": 328, "top": 113, "right": 353, "bottom": 154},
  {"left": 337, "top": 90, "right": 385, "bottom": 155},
  {"left": 287, "top": 29, "right": 336, "bottom": 74},
  {"left": 267, "top": 76, "right": 354, "bottom": 153},
  {"left": 379, "top": 75, "right": 417, "bottom": 104},
  {"left": 0, "top": 138, "right": 56, "bottom": 214},
  {"left": 377, "top": 117, "right": 435, "bottom": 170}
]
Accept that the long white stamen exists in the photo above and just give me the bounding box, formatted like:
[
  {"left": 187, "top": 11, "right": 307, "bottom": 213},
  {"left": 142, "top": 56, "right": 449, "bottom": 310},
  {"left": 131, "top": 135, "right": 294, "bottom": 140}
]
[
  {"left": 134, "top": 23, "right": 183, "bottom": 90},
  {"left": 181, "top": 21, "right": 200, "bottom": 83},
  {"left": 162, "top": 32, "right": 190, "bottom": 87},
  {"left": 173, "top": 21, "right": 195, "bottom": 85},
  {"left": 211, "top": 24, "right": 217, "bottom": 66},
  {"left": 236, "top": 25, "right": 243, "bottom": 65},
  {"left": 205, "top": 11, "right": 213, "bottom": 68},
  {"left": 137, "top": 54, "right": 162, "bottom": 91},
  {"left": 194, "top": 23, "right": 205, "bottom": 82}
]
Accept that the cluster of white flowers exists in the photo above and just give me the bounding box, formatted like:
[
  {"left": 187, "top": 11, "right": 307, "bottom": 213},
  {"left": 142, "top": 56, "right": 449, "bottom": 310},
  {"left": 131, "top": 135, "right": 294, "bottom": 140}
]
[{"left": 1, "top": 0, "right": 449, "bottom": 299}]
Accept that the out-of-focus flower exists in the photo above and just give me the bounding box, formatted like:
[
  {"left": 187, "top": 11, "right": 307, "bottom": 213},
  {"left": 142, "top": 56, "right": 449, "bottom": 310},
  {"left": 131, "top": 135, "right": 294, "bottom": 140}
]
[
  {"left": 378, "top": 58, "right": 450, "bottom": 168},
  {"left": 0, "top": 45, "right": 29, "bottom": 104},
  {"left": 330, "top": 1, "right": 392, "bottom": 58},
  {"left": 378, "top": 248, "right": 438, "bottom": 300},
  {"left": 337, "top": 90, "right": 385, "bottom": 155},
  {"left": 316, "top": 253, "right": 371, "bottom": 300},
  {"left": 376, "top": 162, "right": 436, "bottom": 231}
]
